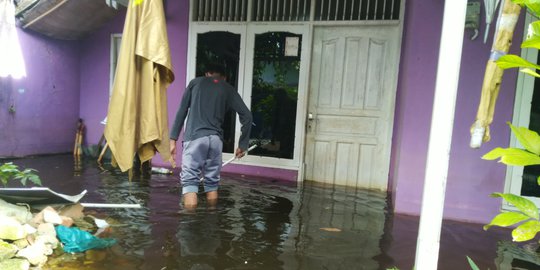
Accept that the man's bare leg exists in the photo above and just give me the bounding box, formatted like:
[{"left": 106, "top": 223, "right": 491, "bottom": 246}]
[
  {"left": 206, "top": 191, "right": 218, "bottom": 207},
  {"left": 183, "top": 192, "right": 198, "bottom": 209}
]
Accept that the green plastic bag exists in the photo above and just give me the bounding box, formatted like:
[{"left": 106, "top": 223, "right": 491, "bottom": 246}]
[{"left": 55, "top": 225, "right": 116, "bottom": 253}]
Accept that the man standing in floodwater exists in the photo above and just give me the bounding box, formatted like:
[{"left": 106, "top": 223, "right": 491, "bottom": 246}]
[{"left": 169, "top": 63, "right": 252, "bottom": 209}]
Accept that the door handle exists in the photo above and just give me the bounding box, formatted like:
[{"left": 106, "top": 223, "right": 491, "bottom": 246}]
[{"left": 307, "top": 113, "right": 315, "bottom": 131}]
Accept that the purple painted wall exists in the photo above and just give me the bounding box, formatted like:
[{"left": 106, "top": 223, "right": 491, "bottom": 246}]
[
  {"left": 79, "top": 1, "right": 189, "bottom": 156},
  {"left": 10, "top": 0, "right": 524, "bottom": 222},
  {"left": 78, "top": 1, "right": 298, "bottom": 180},
  {"left": 390, "top": 1, "right": 524, "bottom": 223},
  {"left": 0, "top": 29, "right": 79, "bottom": 157}
]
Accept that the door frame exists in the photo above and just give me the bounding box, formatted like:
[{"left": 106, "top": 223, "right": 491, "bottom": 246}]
[
  {"left": 186, "top": 22, "right": 310, "bottom": 172},
  {"left": 240, "top": 23, "right": 310, "bottom": 170},
  {"left": 186, "top": 1, "right": 405, "bottom": 184},
  {"left": 186, "top": 23, "right": 248, "bottom": 95}
]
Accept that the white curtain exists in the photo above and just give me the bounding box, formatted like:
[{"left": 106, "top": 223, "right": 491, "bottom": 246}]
[{"left": 0, "top": 0, "right": 26, "bottom": 79}]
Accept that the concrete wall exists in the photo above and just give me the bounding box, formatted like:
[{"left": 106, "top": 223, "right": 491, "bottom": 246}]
[
  {"left": 390, "top": 0, "right": 524, "bottom": 223},
  {"left": 0, "top": 30, "right": 79, "bottom": 157},
  {"left": 79, "top": 1, "right": 189, "bottom": 155}
]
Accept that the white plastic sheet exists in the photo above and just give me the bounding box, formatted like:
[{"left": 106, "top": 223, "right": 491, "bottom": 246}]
[{"left": 0, "top": 0, "right": 26, "bottom": 79}]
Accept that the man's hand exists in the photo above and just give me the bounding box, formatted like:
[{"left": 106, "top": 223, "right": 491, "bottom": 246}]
[
  {"left": 235, "top": 148, "right": 245, "bottom": 159},
  {"left": 170, "top": 140, "right": 177, "bottom": 163}
]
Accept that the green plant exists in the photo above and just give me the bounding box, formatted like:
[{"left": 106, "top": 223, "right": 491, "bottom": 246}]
[
  {"left": 482, "top": 123, "right": 540, "bottom": 241},
  {"left": 481, "top": 0, "right": 540, "bottom": 243},
  {"left": 0, "top": 162, "right": 41, "bottom": 187},
  {"left": 467, "top": 256, "right": 480, "bottom": 270}
]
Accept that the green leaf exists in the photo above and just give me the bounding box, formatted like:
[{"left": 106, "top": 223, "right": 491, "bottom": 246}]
[
  {"left": 484, "top": 212, "right": 531, "bottom": 230},
  {"left": 513, "top": 0, "right": 540, "bottom": 17},
  {"left": 496, "top": 54, "right": 540, "bottom": 70},
  {"left": 522, "top": 21, "right": 540, "bottom": 49},
  {"left": 19, "top": 176, "right": 27, "bottom": 186},
  {"left": 512, "top": 220, "right": 540, "bottom": 242},
  {"left": 520, "top": 68, "right": 540, "bottom": 77},
  {"left": 491, "top": 193, "right": 539, "bottom": 219},
  {"left": 509, "top": 123, "right": 540, "bottom": 155},
  {"left": 482, "top": 147, "right": 540, "bottom": 166},
  {"left": 0, "top": 162, "right": 41, "bottom": 187},
  {"left": 537, "top": 175, "right": 540, "bottom": 186},
  {"left": 28, "top": 175, "right": 41, "bottom": 186},
  {"left": 466, "top": 256, "right": 480, "bottom": 270}
]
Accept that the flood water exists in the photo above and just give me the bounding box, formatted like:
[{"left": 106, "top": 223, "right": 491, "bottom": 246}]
[{"left": 2, "top": 154, "right": 523, "bottom": 270}]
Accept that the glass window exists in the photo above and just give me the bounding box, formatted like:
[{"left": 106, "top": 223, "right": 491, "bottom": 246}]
[
  {"left": 195, "top": 32, "right": 241, "bottom": 153},
  {"left": 249, "top": 32, "right": 301, "bottom": 159}
]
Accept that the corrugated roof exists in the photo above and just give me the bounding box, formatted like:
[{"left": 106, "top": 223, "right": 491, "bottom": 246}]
[{"left": 15, "top": 0, "right": 124, "bottom": 40}]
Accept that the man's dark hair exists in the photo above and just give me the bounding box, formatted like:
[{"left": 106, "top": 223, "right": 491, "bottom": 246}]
[{"left": 205, "top": 63, "right": 226, "bottom": 76}]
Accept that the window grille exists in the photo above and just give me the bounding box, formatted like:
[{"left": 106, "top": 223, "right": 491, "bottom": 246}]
[
  {"left": 191, "top": 0, "right": 400, "bottom": 22},
  {"left": 314, "top": 0, "right": 400, "bottom": 21},
  {"left": 192, "top": 0, "right": 248, "bottom": 22},
  {"left": 252, "top": 0, "right": 312, "bottom": 21}
]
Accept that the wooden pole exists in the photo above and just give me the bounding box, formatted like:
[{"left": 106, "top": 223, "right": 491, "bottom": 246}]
[{"left": 97, "top": 142, "right": 109, "bottom": 165}]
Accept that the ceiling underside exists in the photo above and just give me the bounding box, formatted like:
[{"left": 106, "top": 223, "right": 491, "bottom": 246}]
[{"left": 15, "top": 0, "right": 127, "bottom": 40}]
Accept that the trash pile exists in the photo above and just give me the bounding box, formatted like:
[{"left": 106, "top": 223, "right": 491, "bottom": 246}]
[{"left": 0, "top": 199, "right": 116, "bottom": 270}]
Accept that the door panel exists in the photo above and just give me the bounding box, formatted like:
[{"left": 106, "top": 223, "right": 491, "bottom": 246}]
[
  {"left": 305, "top": 26, "right": 400, "bottom": 190},
  {"left": 187, "top": 25, "right": 246, "bottom": 154},
  {"left": 241, "top": 25, "right": 309, "bottom": 169}
]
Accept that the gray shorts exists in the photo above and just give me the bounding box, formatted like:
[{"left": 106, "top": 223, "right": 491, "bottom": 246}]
[{"left": 180, "top": 135, "right": 222, "bottom": 194}]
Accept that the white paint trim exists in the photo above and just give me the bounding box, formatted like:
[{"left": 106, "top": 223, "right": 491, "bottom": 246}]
[
  {"left": 240, "top": 24, "right": 310, "bottom": 170},
  {"left": 186, "top": 23, "right": 248, "bottom": 157},
  {"left": 297, "top": 23, "right": 314, "bottom": 183},
  {"left": 504, "top": 13, "right": 540, "bottom": 209},
  {"left": 414, "top": 0, "right": 467, "bottom": 269},
  {"left": 109, "top": 33, "right": 122, "bottom": 98}
]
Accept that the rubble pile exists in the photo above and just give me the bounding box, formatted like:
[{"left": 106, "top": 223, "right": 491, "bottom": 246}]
[{"left": 0, "top": 199, "right": 114, "bottom": 270}]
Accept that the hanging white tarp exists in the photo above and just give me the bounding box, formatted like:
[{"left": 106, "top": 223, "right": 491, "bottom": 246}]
[{"left": 0, "top": 0, "right": 26, "bottom": 79}]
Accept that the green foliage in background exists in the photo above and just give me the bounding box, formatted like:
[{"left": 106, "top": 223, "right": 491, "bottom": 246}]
[
  {"left": 483, "top": 123, "right": 540, "bottom": 242},
  {"left": 0, "top": 162, "right": 41, "bottom": 187}
]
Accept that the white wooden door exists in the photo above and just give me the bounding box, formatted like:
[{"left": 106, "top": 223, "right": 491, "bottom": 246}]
[{"left": 305, "top": 25, "right": 401, "bottom": 190}]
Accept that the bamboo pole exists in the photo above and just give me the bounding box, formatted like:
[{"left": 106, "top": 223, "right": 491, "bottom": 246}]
[
  {"left": 470, "top": 0, "right": 521, "bottom": 148},
  {"left": 73, "top": 119, "right": 84, "bottom": 157}
]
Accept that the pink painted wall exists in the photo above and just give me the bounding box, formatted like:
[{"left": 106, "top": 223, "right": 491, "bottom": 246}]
[
  {"left": 390, "top": 1, "right": 524, "bottom": 223},
  {"left": 0, "top": 30, "right": 80, "bottom": 157}
]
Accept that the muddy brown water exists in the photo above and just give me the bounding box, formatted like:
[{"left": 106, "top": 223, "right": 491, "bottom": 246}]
[{"left": 2, "top": 154, "right": 520, "bottom": 270}]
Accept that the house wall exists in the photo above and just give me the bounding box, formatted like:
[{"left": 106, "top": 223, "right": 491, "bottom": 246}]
[
  {"left": 78, "top": 1, "right": 299, "bottom": 180},
  {"left": 2, "top": 0, "right": 524, "bottom": 223},
  {"left": 389, "top": 1, "right": 524, "bottom": 223},
  {"left": 79, "top": 1, "right": 189, "bottom": 161},
  {"left": 0, "top": 30, "right": 80, "bottom": 157}
]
